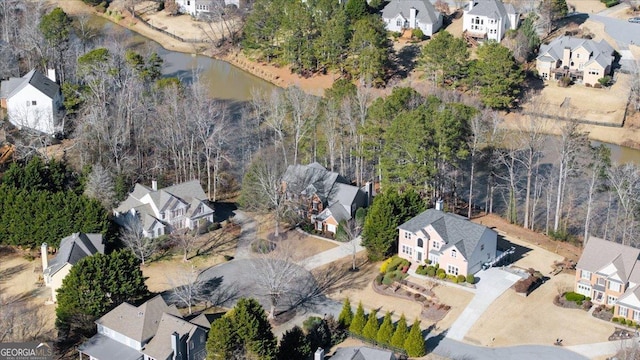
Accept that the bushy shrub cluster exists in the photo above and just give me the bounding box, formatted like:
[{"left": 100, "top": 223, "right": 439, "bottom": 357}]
[{"left": 564, "top": 292, "right": 586, "bottom": 302}]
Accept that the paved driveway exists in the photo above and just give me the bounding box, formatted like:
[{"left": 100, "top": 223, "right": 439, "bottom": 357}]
[
  {"left": 445, "top": 268, "right": 522, "bottom": 341},
  {"left": 429, "top": 338, "right": 588, "bottom": 360},
  {"left": 590, "top": 14, "right": 640, "bottom": 46}
]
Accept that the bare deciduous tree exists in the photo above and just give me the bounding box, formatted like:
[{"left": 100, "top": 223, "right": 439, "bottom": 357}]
[
  {"left": 173, "top": 229, "right": 199, "bottom": 262},
  {"left": 336, "top": 218, "right": 363, "bottom": 271},
  {"left": 120, "top": 217, "right": 160, "bottom": 266},
  {"left": 0, "top": 297, "right": 51, "bottom": 342},
  {"left": 84, "top": 163, "right": 116, "bottom": 209},
  {"left": 168, "top": 265, "right": 205, "bottom": 315},
  {"left": 286, "top": 86, "right": 319, "bottom": 165}
]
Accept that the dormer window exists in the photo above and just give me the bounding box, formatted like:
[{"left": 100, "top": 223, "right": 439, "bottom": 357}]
[
  {"left": 396, "top": 19, "right": 402, "bottom": 27},
  {"left": 451, "top": 249, "right": 457, "bottom": 258}
]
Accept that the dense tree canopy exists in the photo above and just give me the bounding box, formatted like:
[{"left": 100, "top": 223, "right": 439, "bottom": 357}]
[
  {"left": 420, "top": 31, "right": 469, "bottom": 86},
  {"left": 0, "top": 157, "right": 110, "bottom": 248},
  {"left": 362, "top": 189, "right": 426, "bottom": 260},
  {"left": 242, "top": 0, "right": 389, "bottom": 82},
  {"left": 469, "top": 42, "right": 524, "bottom": 109},
  {"left": 55, "top": 250, "right": 148, "bottom": 337},
  {"left": 206, "top": 298, "right": 277, "bottom": 360}
]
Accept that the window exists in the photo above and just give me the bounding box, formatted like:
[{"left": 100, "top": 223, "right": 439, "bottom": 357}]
[
  {"left": 480, "top": 244, "right": 484, "bottom": 251},
  {"left": 620, "top": 307, "right": 629, "bottom": 317},
  {"left": 187, "top": 0, "right": 190, "bottom": 5},
  {"left": 576, "top": 53, "right": 580, "bottom": 58},
  {"left": 404, "top": 232, "right": 411, "bottom": 240},
  {"left": 597, "top": 277, "right": 605, "bottom": 286},
  {"left": 635, "top": 310, "right": 640, "bottom": 322},
  {"left": 607, "top": 295, "right": 617, "bottom": 305},
  {"left": 402, "top": 245, "right": 413, "bottom": 256},
  {"left": 609, "top": 281, "right": 622, "bottom": 292},
  {"left": 432, "top": 241, "right": 439, "bottom": 250},
  {"left": 451, "top": 249, "right": 457, "bottom": 258},
  {"left": 417, "top": 238, "right": 423, "bottom": 248},
  {"left": 32, "top": 100, "right": 37, "bottom": 105},
  {"left": 581, "top": 270, "right": 591, "bottom": 280},
  {"left": 447, "top": 265, "right": 458, "bottom": 275},
  {"left": 396, "top": 19, "right": 402, "bottom": 27}
]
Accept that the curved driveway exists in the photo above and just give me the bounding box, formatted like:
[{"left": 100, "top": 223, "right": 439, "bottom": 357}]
[{"left": 429, "top": 338, "right": 588, "bottom": 360}]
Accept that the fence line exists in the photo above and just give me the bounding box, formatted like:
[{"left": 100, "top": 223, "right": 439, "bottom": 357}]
[{"left": 132, "top": 12, "right": 212, "bottom": 44}]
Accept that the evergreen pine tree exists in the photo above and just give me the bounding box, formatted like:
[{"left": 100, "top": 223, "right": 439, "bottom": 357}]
[
  {"left": 338, "top": 298, "right": 354, "bottom": 328},
  {"left": 206, "top": 316, "right": 239, "bottom": 359},
  {"left": 361, "top": 309, "right": 379, "bottom": 341},
  {"left": 376, "top": 311, "right": 394, "bottom": 345},
  {"left": 390, "top": 314, "right": 408, "bottom": 349},
  {"left": 349, "top": 302, "right": 367, "bottom": 335},
  {"left": 404, "top": 319, "right": 426, "bottom": 357},
  {"left": 277, "top": 326, "right": 311, "bottom": 360}
]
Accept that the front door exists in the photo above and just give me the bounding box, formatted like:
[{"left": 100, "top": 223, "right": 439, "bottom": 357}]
[{"left": 417, "top": 251, "right": 423, "bottom": 262}]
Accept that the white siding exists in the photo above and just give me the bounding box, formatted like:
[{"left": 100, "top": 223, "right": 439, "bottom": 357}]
[
  {"left": 6, "top": 84, "right": 60, "bottom": 134},
  {"left": 466, "top": 229, "right": 498, "bottom": 274}
]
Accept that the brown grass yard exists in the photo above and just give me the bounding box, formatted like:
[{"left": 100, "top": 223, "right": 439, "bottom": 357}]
[{"left": 466, "top": 273, "right": 614, "bottom": 347}]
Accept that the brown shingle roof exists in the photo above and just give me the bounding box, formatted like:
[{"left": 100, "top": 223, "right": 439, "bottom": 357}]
[{"left": 577, "top": 236, "right": 640, "bottom": 283}]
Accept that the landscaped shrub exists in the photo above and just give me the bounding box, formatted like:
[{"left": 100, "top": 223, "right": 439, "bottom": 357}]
[
  {"left": 612, "top": 317, "right": 619, "bottom": 323},
  {"left": 437, "top": 272, "right": 446, "bottom": 279},
  {"left": 565, "top": 292, "right": 586, "bottom": 302},
  {"left": 467, "top": 274, "right": 476, "bottom": 284},
  {"left": 416, "top": 265, "right": 428, "bottom": 275},
  {"left": 375, "top": 274, "right": 383, "bottom": 285},
  {"left": 457, "top": 275, "right": 466, "bottom": 283},
  {"left": 349, "top": 302, "right": 367, "bottom": 335},
  {"left": 627, "top": 319, "right": 635, "bottom": 327},
  {"left": 426, "top": 266, "right": 436, "bottom": 277},
  {"left": 251, "top": 239, "right": 275, "bottom": 254},
  {"left": 436, "top": 268, "right": 445, "bottom": 276},
  {"left": 447, "top": 274, "right": 457, "bottom": 282},
  {"left": 412, "top": 28, "right": 424, "bottom": 40},
  {"left": 361, "top": 309, "right": 379, "bottom": 341},
  {"left": 338, "top": 298, "right": 353, "bottom": 328},
  {"left": 401, "top": 265, "right": 409, "bottom": 273},
  {"left": 594, "top": 83, "right": 603, "bottom": 88},
  {"left": 380, "top": 258, "right": 394, "bottom": 274},
  {"left": 387, "top": 256, "right": 410, "bottom": 272}
]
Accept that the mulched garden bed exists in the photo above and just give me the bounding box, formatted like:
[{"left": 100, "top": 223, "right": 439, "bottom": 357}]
[
  {"left": 609, "top": 327, "right": 636, "bottom": 341},
  {"left": 592, "top": 305, "right": 614, "bottom": 322},
  {"left": 553, "top": 295, "right": 591, "bottom": 311},
  {"left": 372, "top": 279, "right": 449, "bottom": 322}
]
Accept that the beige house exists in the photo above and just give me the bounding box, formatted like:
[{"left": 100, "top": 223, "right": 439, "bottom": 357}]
[
  {"left": 42, "top": 233, "right": 104, "bottom": 303},
  {"left": 397, "top": 202, "right": 497, "bottom": 276},
  {"left": 575, "top": 236, "right": 640, "bottom": 322},
  {"left": 78, "top": 295, "right": 210, "bottom": 360},
  {"left": 536, "top": 36, "right": 614, "bottom": 86}
]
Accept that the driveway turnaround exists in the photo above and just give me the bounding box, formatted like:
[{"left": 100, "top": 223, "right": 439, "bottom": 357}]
[
  {"left": 445, "top": 267, "right": 522, "bottom": 341},
  {"left": 429, "top": 338, "right": 589, "bottom": 360},
  {"left": 567, "top": 339, "right": 634, "bottom": 359}
]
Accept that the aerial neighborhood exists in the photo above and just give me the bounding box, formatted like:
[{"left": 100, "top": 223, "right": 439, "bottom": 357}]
[{"left": 1, "top": 0, "right": 640, "bottom": 359}]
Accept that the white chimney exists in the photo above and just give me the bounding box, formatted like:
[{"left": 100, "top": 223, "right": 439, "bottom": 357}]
[
  {"left": 314, "top": 348, "right": 325, "bottom": 360},
  {"left": 152, "top": 180, "right": 158, "bottom": 191},
  {"left": 47, "top": 69, "right": 56, "bottom": 82},
  {"left": 468, "top": 0, "right": 474, "bottom": 11},
  {"left": 409, "top": 7, "right": 417, "bottom": 28},
  {"left": 435, "top": 199, "right": 444, "bottom": 211},
  {"left": 171, "top": 332, "right": 181, "bottom": 360},
  {"left": 41, "top": 243, "right": 48, "bottom": 271}
]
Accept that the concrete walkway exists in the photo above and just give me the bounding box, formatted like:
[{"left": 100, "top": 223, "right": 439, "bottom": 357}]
[
  {"left": 302, "top": 236, "right": 365, "bottom": 271},
  {"left": 445, "top": 267, "right": 522, "bottom": 341}
]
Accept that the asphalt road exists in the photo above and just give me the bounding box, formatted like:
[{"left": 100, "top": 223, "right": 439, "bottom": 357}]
[
  {"left": 590, "top": 14, "right": 640, "bottom": 47},
  {"left": 429, "top": 338, "right": 589, "bottom": 360}
]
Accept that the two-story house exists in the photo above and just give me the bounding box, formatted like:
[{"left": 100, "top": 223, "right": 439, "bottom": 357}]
[
  {"left": 41, "top": 233, "right": 104, "bottom": 303},
  {"left": 0, "top": 69, "right": 64, "bottom": 135},
  {"left": 282, "top": 162, "right": 371, "bottom": 235},
  {"left": 397, "top": 202, "right": 497, "bottom": 276},
  {"left": 575, "top": 236, "right": 640, "bottom": 321},
  {"left": 462, "top": 0, "right": 519, "bottom": 42},
  {"left": 381, "top": 0, "right": 443, "bottom": 37},
  {"left": 114, "top": 180, "right": 214, "bottom": 239},
  {"left": 536, "top": 36, "right": 614, "bottom": 86},
  {"left": 174, "top": 0, "right": 241, "bottom": 17},
  {"left": 78, "top": 295, "right": 210, "bottom": 360}
]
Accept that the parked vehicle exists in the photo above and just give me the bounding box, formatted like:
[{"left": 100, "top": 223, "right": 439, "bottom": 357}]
[{"left": 629, "top": 17, "right": 640, "bottom": 23}]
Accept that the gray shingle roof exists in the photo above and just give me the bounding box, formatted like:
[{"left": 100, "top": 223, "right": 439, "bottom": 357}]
[
  {"left": 537, "top": 36, "right": 614, "bottom": 69},
  {"left": 142, "top": 313, "right": 205, "bottom": 360},
  {"left": 316, "top": 202, "right": 351, "bottom": 224},
  {"left": 77, "top": 334, "right": 142, "bottom": 360},
  {"left": 577, "top": 236, "right": 640, "bottom": 283},
  {"left": 95, "top": 295, "right": 180, "bottom": 344},
  {"left": 43, "top": 233, "right": 104, "bottom": 277},
  {"left": 330, "top": 346, "right": 396, "bottom": 360},
  {"left": 398, "top": 209, "right": 494, "bottom": 259},
  {"left": 467, "top": 0, "right": 511, "bottom": 19},
  {"left": 0, "top": 69, "right": 59, "bottom": 100},
  {"left": 382, "top": 0, "right": 440, "bottom": 25}
]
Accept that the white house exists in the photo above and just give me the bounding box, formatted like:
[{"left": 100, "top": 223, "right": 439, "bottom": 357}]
[
  {"left": 41, "top": 233, "right": 104, "bottom": 303},
  {"left": 0, "top": 69, "right": 63, "bottom": 135},
  {"left": 462, "top": 0, "right": 519, "bottom": 42},
  {"left": 114, "top": 180, "right": 214, "bottom": 238},
  {"left": 381, "top": 0, "right": 443, "bottom": 37},
  {"left": 175, "top": 0, "right": 240, "bottom": 17},
  {"left": 78, "top": 295, "right": 210, "bottom": 360}
]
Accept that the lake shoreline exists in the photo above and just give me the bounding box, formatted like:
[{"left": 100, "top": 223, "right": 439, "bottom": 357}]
[{"left": 50, "top": 0, "right": 640, "bottom": 151}]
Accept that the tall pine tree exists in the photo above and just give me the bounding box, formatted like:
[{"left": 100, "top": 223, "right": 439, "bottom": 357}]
[
  {"left": 376, "top": 311, "right": 394, "bottom": 345},
  {"left": 390, "top": 314, "right": 408, "bottom": 349},
  {"left": 361, "top": 309, "right": 379, "bottom": 341},
  {"left": 349, "top": 302, "right": 367, "bottom": 335},
  {"left": 404, "top": 319, "right": 426, "bottom": 357},
  {"left": 338, "top": 298, "right": 354, "bottom": 328}
]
